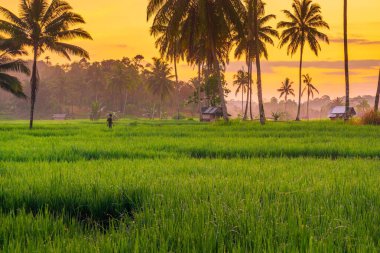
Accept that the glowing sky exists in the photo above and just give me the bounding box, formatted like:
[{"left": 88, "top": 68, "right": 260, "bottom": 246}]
[{"left": 1, "top": 0, "right": 379, "bottom": 101}]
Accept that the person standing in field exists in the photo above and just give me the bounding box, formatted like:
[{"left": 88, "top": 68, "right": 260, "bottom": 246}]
[{"left": 107, "top": 113, "right": 113, "bottom": 129}]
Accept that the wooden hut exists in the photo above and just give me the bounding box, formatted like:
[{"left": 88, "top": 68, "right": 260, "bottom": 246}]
[
  {"left": 201, "top": 107, "right": 224, "bottom": 122},
  {"left": 328, "top": 106, "right": 356, "bottom": 120}
]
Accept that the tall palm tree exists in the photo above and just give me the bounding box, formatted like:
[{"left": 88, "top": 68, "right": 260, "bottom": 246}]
[
  {"left": 253, "top": 0, "right": 278, "bottom": 125},
  {"left": 277, "top": 77, "right": 295, "bottom": 113},
  {"left": 233, "top": 68, "right": 249, "bottom": 117},
  {"left": 147, "top": 0, "right": 244, "bottom": 122},
  {"left": 374, "top": 68, "right": 379, "bottom": 113},
  {"left": 145, "top": 57, "right": 175, "bottom": 119},
  {"left": 150, "top": 14, "right": 183, "bottom": 119},
  {"left": 278, "top": 0, "right": 329, "bottom": 121},
  {"left": 302, "top": 74, "right": 319, "bottom": 120},
  {"left": 343, "top": 0, "right": 350, "bottom": 120},
  {"left": 234, "top": 0, "right": 278, "bottom": 123},
  {"left": 0, "top": 0, "right": 92, "bottom": 129},
  {"left": 0, "top": 43, "right": 30, "bottom": 98}
]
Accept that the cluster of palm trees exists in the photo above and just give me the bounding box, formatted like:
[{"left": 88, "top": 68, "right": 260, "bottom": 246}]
[
  {"left": 148, "top": 0, "right": 330, "bottom": 124},
  {"left": 0, "top": 0, "right": 91, "bottom": 129}
]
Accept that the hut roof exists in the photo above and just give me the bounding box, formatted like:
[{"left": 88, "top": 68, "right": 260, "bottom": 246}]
[{"left": 330, "top": 106, "right": 356, "bottom": 114}]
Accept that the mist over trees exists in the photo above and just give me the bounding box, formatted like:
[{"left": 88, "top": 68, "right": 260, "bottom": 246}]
[
  {"left": 0, "top": 57, "right": 198, "bottom": 120},
  {"left": 0, "top": 55, "right": 376, "bottom": 120}
]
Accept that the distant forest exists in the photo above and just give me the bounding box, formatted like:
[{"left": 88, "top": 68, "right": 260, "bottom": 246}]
[{"left": 0, "top": 56, "right": 376, "bottom": 120}]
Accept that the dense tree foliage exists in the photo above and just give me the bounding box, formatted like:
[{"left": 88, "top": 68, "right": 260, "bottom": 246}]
[{"left": 0, "top": 57, "right": 198, "bottom": 119}]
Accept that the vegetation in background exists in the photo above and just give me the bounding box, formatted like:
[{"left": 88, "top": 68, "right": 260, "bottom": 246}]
[{"left": 360, "top": 110, "right": 380, "bottom": 125}]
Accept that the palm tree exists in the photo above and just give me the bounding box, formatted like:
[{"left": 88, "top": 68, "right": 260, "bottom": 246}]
[
  {"left": 145, "top": 57, "right": 175, "bottom": 119},
  {"left": 0, "top": 44, "right": 30, "bottom": 98},
  {"left": 233, "top": 68, "right": 249, "bottom": 117},
  {"left": 374, "top": 68, "right": 380, "bottom": 113},
  {"left": 329, "top": 97, "right": 344, "bottom": 109},
  {"left": 277, "top": 78, "right": 295, "bottom": 113},
  {"left": 0, "top": 0, "right": 92, "bottom": 129},
  {"left": 278, "top": 0, "right": 329, "bottom": 121},
  {"left": 356, "top": 99, "right": 370, "bottom": 116},
  {"left": 150, "top": 14, "right": 183, "bottom": 119},
  {"left": 147, "top": 0, "right": 244, "bottom": 122},
  {"left": 45, "top": 56, "right": 51, "bottom": 65},
  {"left": 302, "top": 74, "right": 319, "bottom": 120},
  {"left": 343, "top": 0, "right": 350, "bottom": 120},
  {"left": 253, "top": 0, "right": 278, "bottom": 125},
  {"left": 234, "top": 0, "right": 278, "bottom": 123}
]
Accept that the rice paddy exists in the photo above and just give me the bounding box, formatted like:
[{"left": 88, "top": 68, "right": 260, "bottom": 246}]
[{"left": 0, "top": 120, "right": 379, "bottom": 252}]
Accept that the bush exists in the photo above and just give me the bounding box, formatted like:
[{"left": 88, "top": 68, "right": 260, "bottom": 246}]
[
  {"left": 172, "top": 114, "right": 186, "bottom": 120},
  {"left": 361, "top": 110, "right": 380, "bottom": 125}
]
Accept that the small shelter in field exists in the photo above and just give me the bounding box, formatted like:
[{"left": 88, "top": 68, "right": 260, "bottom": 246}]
[
  {"left": 201, "top": 107, "right": 225, "bottom": 122},
  {"left": 52, "top": 114, "right": 69, "bottom": 120},
  {"left": 328, "top": 106, "right": 356, "bottom": 120}
]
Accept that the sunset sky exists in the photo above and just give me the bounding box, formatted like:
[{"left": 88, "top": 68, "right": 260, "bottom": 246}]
[{"left": 1, "top": 0, "right": 379, "bottom": 101}]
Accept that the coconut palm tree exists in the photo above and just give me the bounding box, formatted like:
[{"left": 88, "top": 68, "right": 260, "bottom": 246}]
[
  {"left": 253, "top": 0, "right": 278, "bottom": 125},
  {"left": 329, "top": 97, "right": 344, "bottom": 109},
  {"left": 150, "top": 14, "right": 183, "bottom": 119},
  {"left": 233, "top": 68, "right": 249, "bottom": 117},
  {"left": 234, "top": 0, "right": 278, "bottom": 123},
  {"left": 356, "top": 99, "right": 370, "bottom": 116},
  {"left": 277, "top": 78, "right": 295, "bottom": 113},
  {"left": 343, "top": 0, "right": 350, "bottom": 120},
  {"left": 147, "top": 0, "right": 244, "bottom": 122},
  {"left": 0, "top": 0, "right": 92, "bottom": 129},
  {"left": 302, "top": 74, "right": 319, "bottom": 120},
  {"left": 145, "top": 57, "right": 175, "bottom": 119},
  {"left": 0, "top": 45, "right": 30, "bottom": 98},
  {"left": 375, "top": 68, "right": 379, "bottom": 113},
  {"left": 278, "top": 0, "right": 329, "bottom": 121}
]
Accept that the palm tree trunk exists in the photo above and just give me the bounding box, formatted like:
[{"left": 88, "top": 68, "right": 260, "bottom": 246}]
[
  {"left": 344, "top": 0, "right": 350, "bottom": 121},
  {"left": 255, "top": 57, "right": 265, "bottom": 125},
  {"left": 244, "top": 59, "right": 250, "bottom": 120},
  {"left": 29, "top": 46, "right": 38, "bottom": 129},
  {"left": 285, "top": 94, "right": 288, "bottom": 114},
  {"left": 123, "top": 90, "right": 128, "bottom": 115},
  {"left": 159, "top": 84, "right": 163, "bottom": 119},
  {"left": 249, "top": 60, "right": 253, "bottom": 120},
  {"left": 307, "top": 92, "right": 310, "bottom": 120},
  {"left": 241, "top": 86, "right": 244, "bottom": 117},
  {"left": 214, "top": 58, "right": 228, "bottom": 121},
  {"left": 296, "top": 43, "right": 304, "bottom": 121},
  {"left": 254, "top": 0, "right": 265, "bottom": 125},
  {"left": 374, "top": 68, "right": 380, "bottom": 112},
  {"left": 198, "top": 63, "right": 202, "bottom": 121},
  {"left": 174, "top": 51, "right": 180, "bottom": 120}
]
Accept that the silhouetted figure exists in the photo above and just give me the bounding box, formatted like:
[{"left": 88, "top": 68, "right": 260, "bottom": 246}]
[{"left": 107, "top": 113, "right": 113, "bottom": 129}]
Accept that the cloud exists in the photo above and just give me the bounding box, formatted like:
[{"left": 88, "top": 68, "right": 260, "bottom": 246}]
[
  {"left": 330, "top": 38, "right": 380, "bottom": 45},
  {"left": 269, "top": 60, "right": 379, "bottom": 69},
  {"left": 112, "top": 44, "right": 129, "bottom": 49},
  {"left": 226, "top": 59, "right": 380, "bottom": 73}
]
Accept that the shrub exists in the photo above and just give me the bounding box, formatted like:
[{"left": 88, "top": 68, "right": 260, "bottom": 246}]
[{"left": 361, "top": 110, "right": 380, "bottom": 125}]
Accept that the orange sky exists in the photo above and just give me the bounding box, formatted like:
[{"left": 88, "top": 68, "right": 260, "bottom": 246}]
[{"left": 1, "top": 0, "right": 379, "bottom": 101}]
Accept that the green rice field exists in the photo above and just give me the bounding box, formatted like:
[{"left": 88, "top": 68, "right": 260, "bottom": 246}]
[{"left": 0, "top": 120, "right": 379, "bottom": 252}]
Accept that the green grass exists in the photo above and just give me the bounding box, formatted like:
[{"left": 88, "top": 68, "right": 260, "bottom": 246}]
[{"left": 0, "top": 119, "right": 379, "bottom": 252}]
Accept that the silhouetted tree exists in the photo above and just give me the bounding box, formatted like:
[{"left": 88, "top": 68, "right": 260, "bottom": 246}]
[
  {"left": 278, "top": 0, "right": 329, "bottom": 121},
  {"left": 0, "top": 0, "right": 92, "bottom": 128}
]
